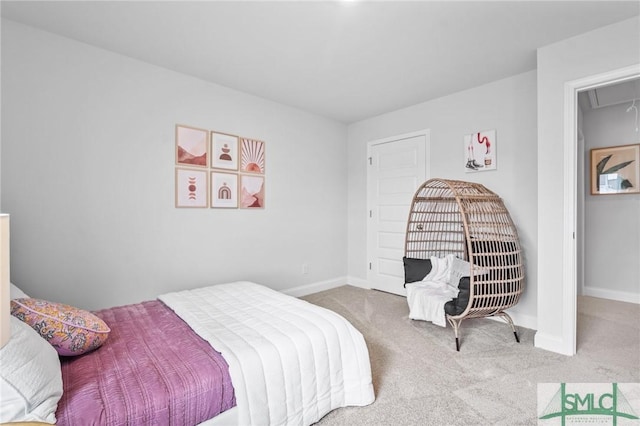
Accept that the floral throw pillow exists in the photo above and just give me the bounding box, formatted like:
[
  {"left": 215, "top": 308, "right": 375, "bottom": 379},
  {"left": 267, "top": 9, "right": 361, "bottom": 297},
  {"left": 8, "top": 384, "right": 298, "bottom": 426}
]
[{"left": 10, "top": 298, "right": 110, "bottom": 356}]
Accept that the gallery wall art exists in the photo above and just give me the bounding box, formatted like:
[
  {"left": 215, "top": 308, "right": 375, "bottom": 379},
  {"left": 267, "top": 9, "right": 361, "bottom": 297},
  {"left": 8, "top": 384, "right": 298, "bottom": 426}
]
[
  {"left": 211, "top": 172, "right": 239, "bottom": 208},
  {"left": 211, "top": 132, "right": 239, "bottom": 170},
  {"left": 241, "top": 138, "right": 266, "bottom": 174},
  {"left": 176, "top": 125, "right": 209, "bottom": 168},
  {"left": 240, "top": 175, "right": 265, "bottom": 209},
  {"left": 175, "top": 168, "right": 208, "bottom": 208},
  {"left": 174, "top": 124, "right": 265, "bottom": 209},
  {"left": 464, "top": 129, "right": 496, "bottom": 172}
]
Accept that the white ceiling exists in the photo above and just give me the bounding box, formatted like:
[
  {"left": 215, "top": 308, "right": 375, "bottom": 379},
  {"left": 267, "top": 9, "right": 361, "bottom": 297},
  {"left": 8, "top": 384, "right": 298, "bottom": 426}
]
[
  {"left": 2, "top": 1, "right": 639, "bottom": 123},
  {"left": 579, "top": 79, "right": 640, "bottom": 111}
]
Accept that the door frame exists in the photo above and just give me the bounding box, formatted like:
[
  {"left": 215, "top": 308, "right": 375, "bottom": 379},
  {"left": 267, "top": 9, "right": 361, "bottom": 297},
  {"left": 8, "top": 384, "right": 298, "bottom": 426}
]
[
  {"left": 366, "top": 129, "right": 430, "bottom": 291},
  {"left": 562, "top": 64, "right": 640, "bottom": 355}
]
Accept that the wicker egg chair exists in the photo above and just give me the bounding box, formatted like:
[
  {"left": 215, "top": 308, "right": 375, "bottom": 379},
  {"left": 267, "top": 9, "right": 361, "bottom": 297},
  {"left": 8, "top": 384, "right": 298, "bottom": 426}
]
[{"left": 404, "top": 178, "right": 524, "bottom": 351}]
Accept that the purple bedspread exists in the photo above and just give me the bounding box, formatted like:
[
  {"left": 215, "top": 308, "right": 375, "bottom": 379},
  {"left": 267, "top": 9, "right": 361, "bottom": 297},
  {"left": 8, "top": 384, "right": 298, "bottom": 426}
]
[{"left": 56, "top": 300, "right": 236, "bottom": 425}]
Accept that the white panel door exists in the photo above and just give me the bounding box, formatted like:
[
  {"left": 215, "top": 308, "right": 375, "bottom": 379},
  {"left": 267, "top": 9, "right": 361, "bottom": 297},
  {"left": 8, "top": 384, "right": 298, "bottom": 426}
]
[{"left": 367, "top": 131, "right": 428, "bottom": 296}]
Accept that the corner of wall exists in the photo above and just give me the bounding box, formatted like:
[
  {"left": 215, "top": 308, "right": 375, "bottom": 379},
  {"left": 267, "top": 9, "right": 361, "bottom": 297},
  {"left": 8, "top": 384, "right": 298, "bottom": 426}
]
[
  {"left": 282, "top": 277, "right": 348, "bottom": 297},
  {"left": 534, "top": 331, "right": 575, "bottom": 356}
]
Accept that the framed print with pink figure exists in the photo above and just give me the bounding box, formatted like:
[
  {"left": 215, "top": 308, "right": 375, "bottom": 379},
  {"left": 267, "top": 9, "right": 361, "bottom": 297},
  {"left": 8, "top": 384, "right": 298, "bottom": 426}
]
[
  {"left": 211, "top": 172, "right": 239, "bottom": 208},
  {"left": 464, "top": 129, "right": 496, "bottom": 172},
  {"left": 211, "top": 132, "right": 239, "bottom": 171},
  {"left": 175, "top": 168, "right": 208, "bottom": 208},
  {"left": 176, "top": 125, "right": 209, "bottom": 168},
  {"left": 240, "top": 175, "right": 265, "bottom": 209}
]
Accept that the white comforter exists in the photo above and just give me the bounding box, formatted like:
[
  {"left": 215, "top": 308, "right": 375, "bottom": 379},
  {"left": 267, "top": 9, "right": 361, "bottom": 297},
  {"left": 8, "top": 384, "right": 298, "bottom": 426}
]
[{"left": 159, "top": 281, "right": 375, "bottom": 426}]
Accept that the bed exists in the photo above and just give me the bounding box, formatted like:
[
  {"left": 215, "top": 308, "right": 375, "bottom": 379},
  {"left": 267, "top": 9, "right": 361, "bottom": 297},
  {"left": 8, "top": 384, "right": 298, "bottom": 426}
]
[
  {"left": 2, "top": 281, "right": 375, "bottom": 425},
  {"left": 56, "top": 299, "right": 236, "bottom": 425}
]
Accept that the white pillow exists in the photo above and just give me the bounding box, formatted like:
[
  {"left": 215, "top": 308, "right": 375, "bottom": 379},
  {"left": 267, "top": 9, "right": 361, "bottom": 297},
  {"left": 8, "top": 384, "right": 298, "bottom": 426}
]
[
  {"left": 0, "top": 316, "right": 63, "bottom": 424},
  {"left": 10, "top": 283, "right": 29, "bottom": 299},
  {"left": 448, "top": 257, "right": 472, "bottom": 289}
]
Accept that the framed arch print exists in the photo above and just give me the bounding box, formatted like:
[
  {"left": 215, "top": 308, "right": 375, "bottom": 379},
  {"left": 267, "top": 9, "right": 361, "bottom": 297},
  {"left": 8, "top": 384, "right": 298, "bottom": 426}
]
[
  {"left": 176, "top": 125, "right": 208, "bottom": 168},
  {"left": 211, "top": 131, "right": 239, "bottom": 170},
  {"left": 211, "top": 172, "right": 238, "bottom": 208}
]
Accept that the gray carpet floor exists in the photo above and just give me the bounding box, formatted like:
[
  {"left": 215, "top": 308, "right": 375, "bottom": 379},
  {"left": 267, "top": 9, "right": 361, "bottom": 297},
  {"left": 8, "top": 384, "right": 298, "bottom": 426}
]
[{"left": 301, "top": 286, "right": 640, "bottom": 425}]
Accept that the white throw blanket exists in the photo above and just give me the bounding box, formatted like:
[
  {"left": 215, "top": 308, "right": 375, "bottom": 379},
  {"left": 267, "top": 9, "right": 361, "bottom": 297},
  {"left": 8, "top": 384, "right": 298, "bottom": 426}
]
[
  {"left": 406, "top": 254, "right": 461, "bottom": 327},
  {"left": 159, "top": 281, "right": 375, "bottom": 426}
]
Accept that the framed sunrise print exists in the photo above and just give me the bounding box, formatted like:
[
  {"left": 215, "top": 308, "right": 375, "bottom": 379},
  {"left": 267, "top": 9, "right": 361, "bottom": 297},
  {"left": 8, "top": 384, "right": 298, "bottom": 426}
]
[
  {"left": 176, "top": 125, "right": 208, "bottom": 168},
  {"left": 175, "top": 168, "right": 208, "bottom": 208},
  {"left": 211, "top": 172, "right": 238, "bottom": 208},
  {"left": 591, "top": 143, "right": 640, "bottom": 195},
  {"left": 240, "top": 175, "right": 265, "bottom": 209},
  {"left": 241, "top": 138, "right": 265, "bottom": 174},
  {"left": 211, "top": 131, "right": 239, "bottom": 170}
]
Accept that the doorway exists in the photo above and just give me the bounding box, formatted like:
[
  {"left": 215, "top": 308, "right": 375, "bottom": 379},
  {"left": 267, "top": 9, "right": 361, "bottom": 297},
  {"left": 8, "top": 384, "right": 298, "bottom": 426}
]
[
  {"left": 366, "top": 130, "right": 429, "bottom": 296},
  {"left": 576, "top": 77, "right": 640, "bottom": 350},
  {"left": 563, "top": 64, "right": 640, "bottom": 355}
]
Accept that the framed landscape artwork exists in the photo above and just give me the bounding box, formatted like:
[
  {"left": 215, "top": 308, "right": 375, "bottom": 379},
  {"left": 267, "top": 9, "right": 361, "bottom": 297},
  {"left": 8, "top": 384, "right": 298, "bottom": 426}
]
[
  {"left": 176, "top": 125, "right": 208, "bottom": 168},
  {"left": 240, "top": 175, "right": 265, "bottom": 209},
  {"left": 590, "top": 143, "right": 640, "bottom": 195}
]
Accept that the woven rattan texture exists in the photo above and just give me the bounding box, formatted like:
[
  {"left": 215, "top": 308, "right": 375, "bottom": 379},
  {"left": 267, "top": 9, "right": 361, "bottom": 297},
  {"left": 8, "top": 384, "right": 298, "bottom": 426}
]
[{"left": 405, "top": 178, "right": 524, "bottom": 322}]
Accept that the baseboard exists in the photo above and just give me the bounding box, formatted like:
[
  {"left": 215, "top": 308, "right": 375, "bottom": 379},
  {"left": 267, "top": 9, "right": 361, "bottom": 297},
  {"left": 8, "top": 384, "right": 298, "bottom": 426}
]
[
  {"left": 487, "top": 309, "right": 537, "bottom": 331},
  {"left": 534, "top": 331, "right": 574, "bottom": 356},
  {"left": 284, "top": 276, "right": 374, "bottom": 298},
  {"left": 345, "top": 276, "right": 371, "bottom": 290},
  {"left": 282, "top": 277, "right": 347, "bottom": 298},
  {"left": 582, "top": 286, "right": 640, "bottom": 304}
]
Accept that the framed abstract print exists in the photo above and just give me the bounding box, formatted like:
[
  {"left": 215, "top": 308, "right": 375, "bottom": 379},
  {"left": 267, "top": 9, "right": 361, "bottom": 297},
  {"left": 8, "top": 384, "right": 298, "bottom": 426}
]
[
  {"left": 176, "top": 125, "right": 209, "bottom": 168},
  {"left": 240, "top": 138, "right": 266, "bottom": 174},
  {"left": 211, "top": 131, "right": 239, "bottom": 171},
  {"left": 175, "top": 168, "right": 208, "bottom": 208},
  {"left": 211, "top": 172, "right": 238, "bottom": 208},
  {"left": 591, "top": 143, "right": 640, "bottom": 195},
  {"left": 240, "top": 175, "right": 265, "bottom": 209}
]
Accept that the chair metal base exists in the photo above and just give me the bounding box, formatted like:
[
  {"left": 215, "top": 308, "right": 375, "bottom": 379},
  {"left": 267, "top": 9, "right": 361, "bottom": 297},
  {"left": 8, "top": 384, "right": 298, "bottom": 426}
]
[{"left": 448, "top": 312, "right": 520, "bottom": 352}]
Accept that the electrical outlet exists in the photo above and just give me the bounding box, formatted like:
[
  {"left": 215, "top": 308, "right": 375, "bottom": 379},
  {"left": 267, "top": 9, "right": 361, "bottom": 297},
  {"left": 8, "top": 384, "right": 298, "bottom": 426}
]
[{"left": 302, "top": 263, "right": 309, "bottom": 275}]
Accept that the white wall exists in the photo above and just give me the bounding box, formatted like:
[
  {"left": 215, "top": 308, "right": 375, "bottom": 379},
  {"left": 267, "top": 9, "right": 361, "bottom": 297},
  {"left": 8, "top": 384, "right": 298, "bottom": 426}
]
[
  {"left": 536, "top": 16, "right": 640, "bottom": 354},
  {"left": 1, "top": 20, "right": 348, "bottom": 310},
  {"left": 582, "top": 101, "right": 640, "bottom": 302},
  {"left": 347, "top": 70, "right": 539, "bottom": 329}
]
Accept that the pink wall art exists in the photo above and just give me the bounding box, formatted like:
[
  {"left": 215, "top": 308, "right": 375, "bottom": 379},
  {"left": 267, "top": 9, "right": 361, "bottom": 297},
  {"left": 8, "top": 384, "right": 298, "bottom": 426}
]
[
  {"left": 176, "top": 125, "right": 209, "bottom": 168},
  {"left": 174, "top": 124, "right": 266, "bottom": 210},
  {"left": 211, "top": 132, "right": 239, "bottom": 170},
  {"left": 464, "top": 129, "right": 496, "bottom": 172},
  {"left": 241, "top": 138, "right": 266, "bottom": 174},
  {"left": 175, "top": 168, "right": 208, "bottom": 208},
  {"left": 211, "top": 172, "right": 239, "bottom": 208},
  {"left": 240, "top": 175, "right": 265, "bottom": 209}
]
